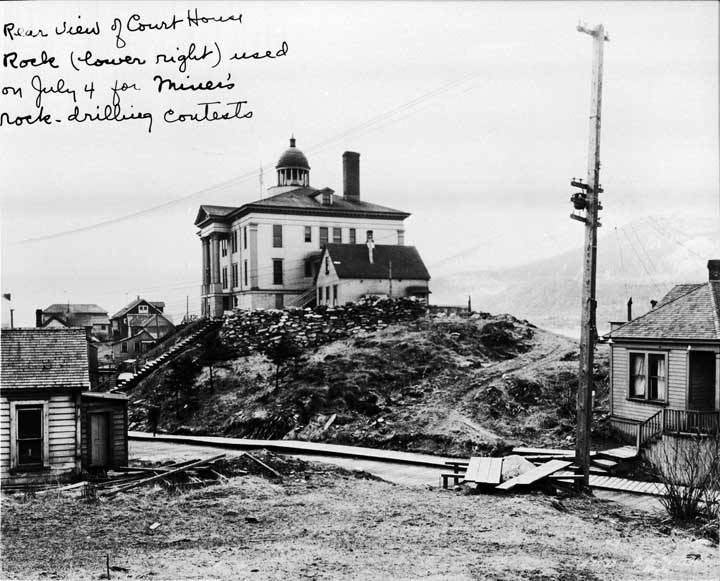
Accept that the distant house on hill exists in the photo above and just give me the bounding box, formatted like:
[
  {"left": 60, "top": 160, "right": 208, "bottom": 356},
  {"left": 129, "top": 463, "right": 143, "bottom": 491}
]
[
  {"left": 107, "top": 298, "right": 175, "bottom": 362},
  {"left": 37, "top": 303, "right": 110, "bottom": 340},
  {"left": 315, "top": 243, "right": 431, "bottom": 306},
  {"left": 0, "top": 328, "right": 128, "bottom": 485},
  {"left": 194, "top": 137, "right": 413, "bottom": 315},
  {"left": 604, "top": 259, "right": 720, "bottom": 446}
]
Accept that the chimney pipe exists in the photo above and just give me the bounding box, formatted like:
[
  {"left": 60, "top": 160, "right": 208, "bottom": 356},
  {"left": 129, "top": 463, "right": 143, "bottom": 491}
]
[
  {"left": 650, "top": 299, "right": 658, "bottom": 309},
  {"left": 343, "top": 151, "right": 360, "bottom": 202},
  {"left": 36, "top": 308, "right": 44, "bottom": 327},
  {"left": 626, "top": 297, "right": 632, "bottom": 322},
  {"left": 708, "top": 259, "right": 720, "bottom": 281}
]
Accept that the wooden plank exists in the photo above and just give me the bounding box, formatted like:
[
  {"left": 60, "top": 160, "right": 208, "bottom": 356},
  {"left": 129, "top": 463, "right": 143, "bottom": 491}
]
[
  {"left": 598, "top": 445, "right": 637, "bottom": 460},
  {"left": 496, "top": 460, "right": 571, "bottom": 491},
  {"left": 102, "top": 454, "right": 226, "bottom": 497},
  {"left": 511, "top": 447, "right": 575, "bottom": 457},
  {"left": 462, "top": 457, "right": 503, "bottom": 485}
]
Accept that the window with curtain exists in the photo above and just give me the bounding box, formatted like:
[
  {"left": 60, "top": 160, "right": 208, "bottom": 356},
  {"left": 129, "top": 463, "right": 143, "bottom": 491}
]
[{"left": 629, "top": 352, "right": 667, "bottom": 401}]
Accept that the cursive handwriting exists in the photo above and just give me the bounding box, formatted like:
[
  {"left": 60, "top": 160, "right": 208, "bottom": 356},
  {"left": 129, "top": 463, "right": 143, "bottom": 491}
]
[
  {"left": 163, "top": 100, "right": 252, "bottom": 123},
  {"left": 153, "top": 73, "right": 234, "bottom": 93},
  {"left": 31, "top": 75, "right": 77, "bottom": 107},
  {"left": 230, "top": 41, "right": 288, "bottom": 61}
]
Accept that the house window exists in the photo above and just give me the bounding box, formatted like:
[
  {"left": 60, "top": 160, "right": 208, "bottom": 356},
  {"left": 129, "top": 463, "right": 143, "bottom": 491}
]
[
  {"left": 244, "top": 260, "right": 248, "bottom": 286},
  {"left": 305, "top": 259, "right": 313, "bottom": 278},
  {"left": 317, "top": 287, "right": 322, "bottom": 305},
  {"left": 629, "top": 352, "right": 667, "bottom": 401},
  {"left": 305, "top": 226, "right": 312, "bottom": 243},
  {"left": 366, "top": 230, "right": 374, "bottom": 242},
  {"left": 273, "top": 259, "right": 283, "bottom": 285},
  {"left": 325, "top": 256, "right": 330, "bottom": 275},
  {"left": 134, "top": 341, "right": 141, "bottom": 353},
  {"left": 275, "top": 294, "right": 284, "bottom": 309},
  {"left": 222, "top": 267, "right": 228, "bottom": 289},
  {"left": 138, "top": 305, "right": 148, "bottom": 314},
  {"left": 243, "top": 227, "right": 247, "bottom": 249},
  {"left": 16, "top": 406, "right": 44, "bottom": 468},
  {"left": 231, "top": 263, "right": 238, "bottom": 288},
  {"left": 231, "top": 231, "right": 238, "bottom": 253},
  {"left": 121, "top": 342, "right": 128, "bottom": 353},
  {"left": 349, "top": 228, "right": 356, "bottom": 244},
  {"left": 333, "top": 227, "right": 342, "bottom": 244},
  {"left": 333, "top": 284, "right": 338, "bottom": 305},
  {"left": 319, "top": 227, "right": 328, "bottom": 248},
  {"left": 273, "top": 224, "right": 283, "bottom": 248},
  {"left": 221, "top": 239, "right": 228, "bottom": 257},
  {"left": 397, "top": 230, "right": 405, "bottom": 245},
  {"left": 325, "top": 286, "right": 331, "bottom": 302}
]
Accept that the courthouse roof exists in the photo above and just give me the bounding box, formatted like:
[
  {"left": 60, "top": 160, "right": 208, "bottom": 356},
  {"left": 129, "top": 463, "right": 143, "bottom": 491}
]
[
  {"left": 195, "top": 187, "right": 409, "bottom": 227},
  {"left": 44, "top": 303, "right": 107, "bottom": 315},
  {"left": 1, "top": 328, "right": 90, "bottom": 391}
]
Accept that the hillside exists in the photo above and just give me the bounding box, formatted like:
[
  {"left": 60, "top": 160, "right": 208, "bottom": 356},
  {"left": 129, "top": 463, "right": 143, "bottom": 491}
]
[
  {"left": 128, "top": 308, "right": 609, "bottom": 457},
  {"left": 431, "top": 212, "right": 720, "bottom": 336}
]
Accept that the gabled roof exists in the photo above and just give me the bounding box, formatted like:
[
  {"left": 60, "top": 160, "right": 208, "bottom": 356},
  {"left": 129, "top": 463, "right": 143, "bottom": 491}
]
[
  {"left": 1, "top": 328, "right": 90, "bottom": 391},
  {"left": 44, "top": 303, "right": 107, "bottom": 315},
  {"left": 111, "top": 298, "right": 165, "bottom": 320},
  {"left": 194, "top": 205, "right": 237, "bottom": 226},
  {"left": 195, "top": 187, "right": 409, "bottom": 227},
  {"left": 606, "top": 281, "right": 720, "bottom": 341},
  {"left": 323, "top": 244, "right": 431, "bottom": 280}
]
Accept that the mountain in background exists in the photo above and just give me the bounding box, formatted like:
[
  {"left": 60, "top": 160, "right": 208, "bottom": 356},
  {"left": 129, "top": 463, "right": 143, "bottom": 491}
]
[{"left": 431, "top": 212, "right": 720, "bottom": 337}]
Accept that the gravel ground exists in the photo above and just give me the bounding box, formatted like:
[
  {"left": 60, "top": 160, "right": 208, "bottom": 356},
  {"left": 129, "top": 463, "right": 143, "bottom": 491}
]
[{"left": 1, "top": 460, "right": 717, "bottom": 581}]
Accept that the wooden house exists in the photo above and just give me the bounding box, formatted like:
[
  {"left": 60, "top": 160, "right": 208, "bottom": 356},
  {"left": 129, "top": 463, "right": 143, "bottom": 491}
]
[
  {"left": 315, "top": 243, "right": 430, "bottom": 306},
  {"left": 1, "top": 328, "right": 128, "bottom": 486},
  {"left": 603, "top": 260, "right": 720, "bottom": 447}
]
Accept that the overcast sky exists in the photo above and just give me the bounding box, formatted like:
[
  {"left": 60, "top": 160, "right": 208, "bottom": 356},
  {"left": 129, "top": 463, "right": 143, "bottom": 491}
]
[{"left": 1, "top": 1, "right": 718, "bottom": 326}]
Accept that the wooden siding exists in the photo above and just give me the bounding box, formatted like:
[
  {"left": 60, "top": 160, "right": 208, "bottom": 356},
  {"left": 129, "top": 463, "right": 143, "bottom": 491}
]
[
  {"left": 611, "top": 345, "right": 688, "bottom": 421},
  {"left": 80, "top": 399, "right": 128, "bottom": 467},
  {"left": 1, "top": 392, "right": 79, "bottom": 484}
]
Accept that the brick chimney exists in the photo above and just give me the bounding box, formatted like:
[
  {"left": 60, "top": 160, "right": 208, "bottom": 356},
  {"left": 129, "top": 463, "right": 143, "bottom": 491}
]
[
  {"left": 708, "top": 259, "right": 720, "bottom": 281},
  {"left": 343, "top": 152, "right": 360, "bottom": 202}
]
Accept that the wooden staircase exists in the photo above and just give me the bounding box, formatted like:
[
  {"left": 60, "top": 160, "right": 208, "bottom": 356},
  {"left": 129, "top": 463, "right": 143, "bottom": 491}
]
[{"left": 114, "top": 319, "right": 221, "bottom": 392}]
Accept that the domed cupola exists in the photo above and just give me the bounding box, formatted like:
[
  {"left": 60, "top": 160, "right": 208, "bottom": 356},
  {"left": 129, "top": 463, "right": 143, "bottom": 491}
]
[{"left": 276, "top": 136, "right": 310, "bottom": 187}]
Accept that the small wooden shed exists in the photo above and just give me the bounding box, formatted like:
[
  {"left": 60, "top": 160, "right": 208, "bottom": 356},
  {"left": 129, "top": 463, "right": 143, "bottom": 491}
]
[
  {"left": 1, "top": 328, "right": 89, "bottom": 485},
  {"left": 1, "top": 328, "right": 129, "bottom": 486},
  {"left": 80, "top": 392, "right": 128, "bottom": 468}
]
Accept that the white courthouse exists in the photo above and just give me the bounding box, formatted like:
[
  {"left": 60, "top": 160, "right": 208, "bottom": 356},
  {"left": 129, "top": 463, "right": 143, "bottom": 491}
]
[{"left": 195, "top": 137, "right": 428, "bottom": 317}]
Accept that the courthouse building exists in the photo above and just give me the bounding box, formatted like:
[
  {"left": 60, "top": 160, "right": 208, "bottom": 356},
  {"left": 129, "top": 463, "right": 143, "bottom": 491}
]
[{"left": 195, "top": 137, "right": 425, "bottom": 317}]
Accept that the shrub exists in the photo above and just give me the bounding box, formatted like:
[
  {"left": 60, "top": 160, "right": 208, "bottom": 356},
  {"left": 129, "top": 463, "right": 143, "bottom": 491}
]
[{"left": 648, "top": 432, "right": 720, "bottom": 524}]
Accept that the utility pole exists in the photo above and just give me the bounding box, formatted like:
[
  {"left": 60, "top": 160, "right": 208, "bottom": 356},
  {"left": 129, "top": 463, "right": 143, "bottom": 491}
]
[
  {"left": 388, "top": 260, "right": 393, "bottom": 298},
  {"left": 571, "top": 22, "right": 609, "bottom": 489}
]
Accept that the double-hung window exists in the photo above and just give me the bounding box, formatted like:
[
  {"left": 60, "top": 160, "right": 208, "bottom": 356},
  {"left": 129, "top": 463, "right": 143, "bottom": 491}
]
[
  {"left": 11, "top": 401, "right": 49, "bottom": 470},
  {"left": 273, "top": 225, "right": 283, "bottom": 248},
  {"left": 273, "top": 259, "right": 283, "bottom": 285},
  {"left": 319, "top": 227, "right": 328, "bottom": 248},
  {"left": 629, "top": 352, "right": 667, "bottom": 401}
]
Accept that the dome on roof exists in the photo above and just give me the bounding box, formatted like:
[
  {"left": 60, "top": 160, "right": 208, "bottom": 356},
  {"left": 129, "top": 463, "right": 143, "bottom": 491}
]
[{"left": 276, "top": 136, "right": 310, "bottom": 169}]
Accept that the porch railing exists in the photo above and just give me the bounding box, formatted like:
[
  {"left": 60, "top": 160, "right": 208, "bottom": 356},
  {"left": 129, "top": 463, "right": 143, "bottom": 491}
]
[
  {"left": 636, "top": 410, "right": 663, "bottom": 448},
  {"left": 663, "top": 409, "right": 720, "bottom": 435}
]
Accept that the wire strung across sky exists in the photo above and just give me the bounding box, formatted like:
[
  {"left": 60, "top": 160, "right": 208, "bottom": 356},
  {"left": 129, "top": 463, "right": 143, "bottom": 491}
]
[{"left": 11, "top": 73, "right": 483, "bottom": 246}]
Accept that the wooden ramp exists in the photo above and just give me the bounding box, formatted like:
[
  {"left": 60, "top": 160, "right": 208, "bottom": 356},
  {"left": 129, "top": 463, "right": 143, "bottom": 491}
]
[
  {"left": 462, "top": 457, "right": 503, "bottom": 485},
  {"left": 589, "top": 475, "right": 666, "bottom": 496},
  {"left": 496, "top": 460, "right": 571, "bottom": 491}
]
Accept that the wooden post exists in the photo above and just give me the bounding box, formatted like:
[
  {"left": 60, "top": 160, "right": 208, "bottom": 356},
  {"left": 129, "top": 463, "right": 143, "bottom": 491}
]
[{"left": 575, "top": 23, "right": 609, "bottom": 489}]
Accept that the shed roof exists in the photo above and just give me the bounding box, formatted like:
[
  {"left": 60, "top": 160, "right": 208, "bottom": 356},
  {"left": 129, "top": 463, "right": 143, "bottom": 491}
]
[
  {"left": 606, "top": 281, "right": 720, "bottom": 341},
  {"left": 323, "top": 244, "right": 431, "bottom": 280},
  {"left": 1, "top": 328, "right": 90, "bottom": 391}
]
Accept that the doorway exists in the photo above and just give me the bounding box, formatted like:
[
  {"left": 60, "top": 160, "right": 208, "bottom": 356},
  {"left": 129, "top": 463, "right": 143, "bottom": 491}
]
[
  {"left": 688, "top": 351, "right": 716, "bottom": 411},
  {"left": 90, "top": 413, "right": 110, "bottom": 467}
]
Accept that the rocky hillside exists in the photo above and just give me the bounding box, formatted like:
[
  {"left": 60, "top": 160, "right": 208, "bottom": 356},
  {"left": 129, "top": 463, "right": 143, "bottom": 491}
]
[{"left": 128, "top": 303, "right": 609, "bottom": 457}]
